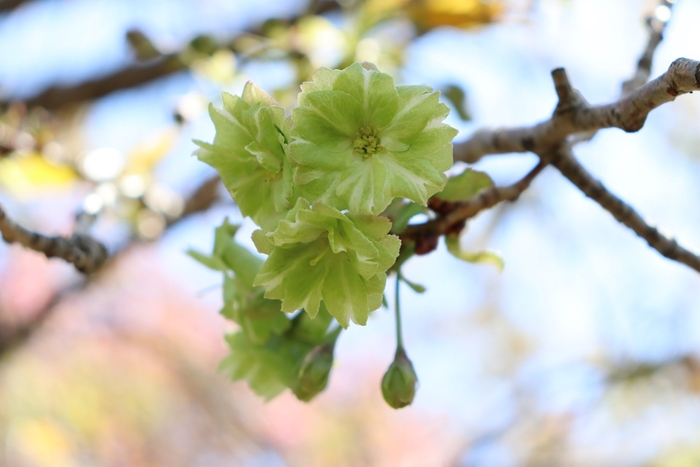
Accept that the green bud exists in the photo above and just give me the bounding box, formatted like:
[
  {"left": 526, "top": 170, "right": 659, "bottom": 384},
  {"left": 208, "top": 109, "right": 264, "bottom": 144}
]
[
  {"left": 381, "top": 347, "right": 418, "bottom": 409},
  {"left": 189, "top": 34, "right": 219, "bottom": 56},
  {"left": 292, "top": 343, "right": 334, "bottom": 402}
]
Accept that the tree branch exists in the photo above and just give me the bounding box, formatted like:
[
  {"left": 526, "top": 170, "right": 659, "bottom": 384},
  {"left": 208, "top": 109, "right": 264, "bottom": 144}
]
[
  {"left": 3, "top": 1, "right": 341, "bottom": 110},
  {"left": 400, "top": 160, "right": 546, "bottom": 249},
  {"left": 0, "top": 174, "right": 222, "bottom": 358},
  {"left": 453, "top": 58, "right": 700, "bottom": 164},
  {"left": 622, "top": 0, "right": 675, "bottom": 94},
  {"left": 22, "top": 55, "right": 186, "bottom": 110},
  {"left": 0, "top": 0, "right": 30, "bottom": 14},
  {"left": 0, "top": 204, "right": 108, "bottom": 274},
  {"left": 550, "top": 146, "right": 700, "bottom": 274},
  {"left": 168, "top": 175, "right": 221, "bottom": 228}
]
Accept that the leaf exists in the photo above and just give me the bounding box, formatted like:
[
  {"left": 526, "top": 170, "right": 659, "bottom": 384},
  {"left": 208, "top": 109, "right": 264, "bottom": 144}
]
[
  {"left": 0, "top": 153, "right": 78, "bottom": 195},
  {"left": 436, "top": 168, "right": 493, "bottom": 202},
  {"left": 441, "top": 84, "right": 471, "bottom": 121},
  {"left": 211, "top": 218, "right": 262, "bottom": 288},
  {"left": 445, "top": 236, "right": 504, "bottom": 271},
  {"left": 399, "top": 273, "right": 426, "bottom": 293},
  {"left": 190, "top": 218, "right": 292, "bottom": 343},
  {"left": 386, "top": 200, "right": 427, "bottom": 234},
  {"left": 406, "top": 0, "right": 504, "bottom": 33},
  {"left": 186, "top": 249, "right": 226, "bottom": 271},
  {"left": 124, "top": 127, "right": 179, "bottom": 175}
]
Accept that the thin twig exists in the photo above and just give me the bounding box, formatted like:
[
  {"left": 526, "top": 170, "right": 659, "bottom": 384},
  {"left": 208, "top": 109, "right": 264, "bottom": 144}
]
[
  {"left": 0, "top": 204, "right": 108, "bottom": 274},
  {"left": 550, "top": 146, "right": 700, "bottom": 274},
  {"left": 168, "top": 175, "right": 221, "bottom": 228},
  {"left": 401, "top": 160, "right": 546, "bottom": 244},
  {"left": 622, "top": 0, "right": 676, "bottom": 94}
]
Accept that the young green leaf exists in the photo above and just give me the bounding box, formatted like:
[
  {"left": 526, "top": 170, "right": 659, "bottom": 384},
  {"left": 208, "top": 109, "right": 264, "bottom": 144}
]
[
  {"left": 190, "top": 218, "right": 291, "bottom": 343},
  {"left": 445, "top": 236, "right": 504, "bottom": 271},
  {"left": 383, "top": 198, "right": 428, "bottom": 234},
  {"left": 436, "top": 168, "right": 493, "bottom": 202},
  {"left": 399, "top": 273, "right": 426, "bottom": 294}
]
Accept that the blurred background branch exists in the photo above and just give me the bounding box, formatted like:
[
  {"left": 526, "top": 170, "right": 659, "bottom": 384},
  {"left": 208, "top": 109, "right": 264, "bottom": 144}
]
[
  {"left": 0, "top": 0, "right": 30, "bottom": 15},
  {"left": 0, "top": 204, "right": 107, "bottom": 274}
]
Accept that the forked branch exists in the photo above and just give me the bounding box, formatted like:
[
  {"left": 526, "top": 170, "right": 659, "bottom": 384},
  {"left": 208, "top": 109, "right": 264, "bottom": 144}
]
[{"left": 454, "top": 58, "right": 700, "bottom": 164}]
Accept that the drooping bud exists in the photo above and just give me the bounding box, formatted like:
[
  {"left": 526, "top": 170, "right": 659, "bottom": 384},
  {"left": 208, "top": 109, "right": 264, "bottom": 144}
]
[
  {"left": 292, "top": 342, "right": 335, "bottom": 402},
  {"left": 381, "top": 347, "right": 418, "bottom": 409}
]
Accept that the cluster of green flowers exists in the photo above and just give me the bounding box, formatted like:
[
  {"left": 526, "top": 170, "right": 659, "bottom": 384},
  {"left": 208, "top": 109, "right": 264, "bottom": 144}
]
[{"left": 196, "top": 62, "right": 457, "bottom": 329}]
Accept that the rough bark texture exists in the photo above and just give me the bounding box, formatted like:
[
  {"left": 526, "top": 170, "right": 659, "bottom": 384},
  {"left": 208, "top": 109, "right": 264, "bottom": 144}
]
[
  {"left": 453, "top": 58, "right": 700, "bottom": 164},
  {"left": 0, "top": 205, "right": 108, "bottom": 274}
]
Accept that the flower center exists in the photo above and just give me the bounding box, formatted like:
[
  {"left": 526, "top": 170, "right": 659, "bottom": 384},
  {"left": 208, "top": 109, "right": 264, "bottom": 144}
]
[{"left": 353, "top": 127, "right": 382, "bottom": 157}]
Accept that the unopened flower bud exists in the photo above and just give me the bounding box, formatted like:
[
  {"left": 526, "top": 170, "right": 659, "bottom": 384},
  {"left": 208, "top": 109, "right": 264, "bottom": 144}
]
[
  {"left": 381, "top": 347, "right": 418, "bottom": 409},
  {"left": 293, "top": 343, "right": 334, "bottom": 402}
]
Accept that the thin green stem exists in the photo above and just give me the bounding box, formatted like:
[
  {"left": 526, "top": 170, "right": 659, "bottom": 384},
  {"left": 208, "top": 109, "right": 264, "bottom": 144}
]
[{"left": 395, "top": 271, "right": 404, "bottom": 349}]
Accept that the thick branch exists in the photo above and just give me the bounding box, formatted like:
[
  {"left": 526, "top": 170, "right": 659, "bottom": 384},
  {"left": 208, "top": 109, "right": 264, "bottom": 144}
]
[
  {"left": 23, "top": 55, "right": 186, "bottom": 110},
  {"left": 551, "top": 148, "right": 700, "bottom": 274},
  {"left": 4, "top": 1, "right": 341, "bottom": 110},
  {"left": 454, "top": 58, "right": 700, "bottom": 164},
  {"left": 0, "top": 0, "right": 30, "bottom": 14},
  {"left": 0, "top": 205, "right": 107, "bottom": 274}
]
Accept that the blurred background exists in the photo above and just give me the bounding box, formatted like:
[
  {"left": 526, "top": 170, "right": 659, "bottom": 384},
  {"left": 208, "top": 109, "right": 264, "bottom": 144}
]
[{"left": 1, "top": 0, "right": 700, "bottom": 465}]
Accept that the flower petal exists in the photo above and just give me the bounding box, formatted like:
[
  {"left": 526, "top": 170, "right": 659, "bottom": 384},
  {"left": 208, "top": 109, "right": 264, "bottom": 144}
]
[{"left": 333, "top": 63, "right": 399, "bottom": 129}]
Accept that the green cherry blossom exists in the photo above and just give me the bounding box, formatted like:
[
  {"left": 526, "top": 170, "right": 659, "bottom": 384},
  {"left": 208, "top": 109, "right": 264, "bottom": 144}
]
[
  {"left": 195, "top": 82, "right": 294, "bottom": 227},
  {"left": 252, "top": 198, "right": 400, "bottom": 328},
  {"left": 289, "top": 62, "right": 459, "bottom": 215}
]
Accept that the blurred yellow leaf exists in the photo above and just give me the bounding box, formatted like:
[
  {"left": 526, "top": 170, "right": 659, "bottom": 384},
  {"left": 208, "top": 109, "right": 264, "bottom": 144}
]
[
  {"left": 406, "top": 0, "right": 503, "bottom": 32},
  {"left": 124, "top": 127, "right": 180, "bottom": 176},
  {"left": 0, "top": 152, "right": 78, "bottom": 195},
  {"left": 365, "top": 0, "right": 409, "bottom": 18},
  {"left": 11, "top": 419, "right": 76, "bottom": 467},
  {"left": 652, "top": 446, "right": 700, "bottom": 467}
]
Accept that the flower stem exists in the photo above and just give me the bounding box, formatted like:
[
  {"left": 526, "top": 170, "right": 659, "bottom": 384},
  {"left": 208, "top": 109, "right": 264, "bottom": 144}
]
[{"left": 395, "top": 271, "right": 404, "bottom": 349}]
